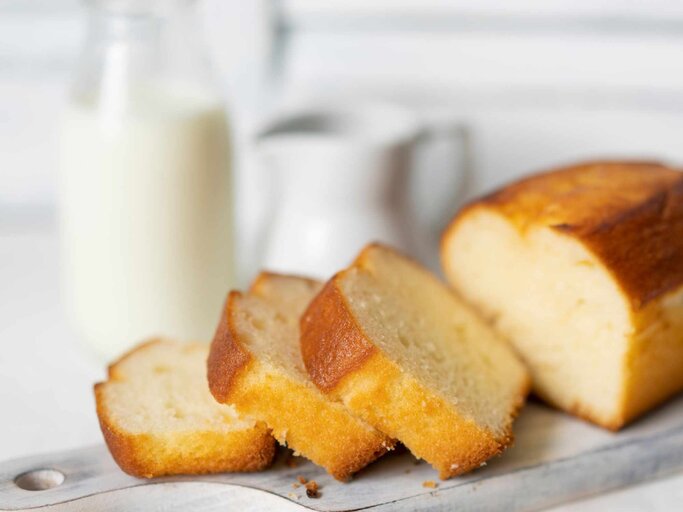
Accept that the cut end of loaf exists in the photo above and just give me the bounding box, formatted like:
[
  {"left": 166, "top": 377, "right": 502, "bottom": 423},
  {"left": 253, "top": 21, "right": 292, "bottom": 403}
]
[
  {"left": 442, "top": 161, "right": 683, "bottom": 430},
  {"left": 443, "top": 204, "right": 631, "bottom": 428}
]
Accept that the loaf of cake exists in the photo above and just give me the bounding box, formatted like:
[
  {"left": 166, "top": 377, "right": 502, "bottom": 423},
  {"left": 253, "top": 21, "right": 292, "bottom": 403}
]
[
  {"left": 94, "top": 339, "right": 275, "bottom": 478},
  {"left": 442, "top": 161, "right": 683, "bottom": 430},
  {"left": 207, "top": 273, "right": 393, "bottom": 481},
  {"left": 300, "top": 244, "right": 530, "bottom": 479}
]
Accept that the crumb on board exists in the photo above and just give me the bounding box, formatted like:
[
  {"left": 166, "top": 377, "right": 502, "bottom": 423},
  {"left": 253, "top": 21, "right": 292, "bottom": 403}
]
[
  {"left": 291, "top": 483, "right": 300, "bottom": 489},
  {"left": 305, "top": 480, "right": 320, "bottom": 499},
  {"left": 287, "top": 492, "right": 300, "bottom": 500},
  {"left": 297, "top": 475, "right": 308, "bottom": 484},
  {"left": 422, "top": 480, "right": 438, "bottom": 489}
]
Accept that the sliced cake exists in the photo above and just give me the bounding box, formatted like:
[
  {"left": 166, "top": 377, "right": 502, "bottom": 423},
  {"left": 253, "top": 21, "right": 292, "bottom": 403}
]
[
  {"left": 207, "top": 273, "right": 393, "bottom": 481},
  {"left": 300, "top": 244, "right": 530, "bottom": 479},
  {"left": 442, "top": 160, "right": 683, "bottom": 430},
  {"left": 94, "top": 339, "right": 275, "bottom": 478}
]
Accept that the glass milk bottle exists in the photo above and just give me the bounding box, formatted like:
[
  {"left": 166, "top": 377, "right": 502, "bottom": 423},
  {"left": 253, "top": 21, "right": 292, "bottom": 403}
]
[{"left": 59, "top": 0, "right": 233, "bottom": 359}]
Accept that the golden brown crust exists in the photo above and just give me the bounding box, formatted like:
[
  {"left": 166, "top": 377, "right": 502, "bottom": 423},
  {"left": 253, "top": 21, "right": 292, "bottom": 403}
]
[
  {"left": 207, "top": 292, "right": 253, "bottom": 404},
  {"left": 249, "top": 271, "right": 321, "bottom": 296},
  {"left": 300, "top": 278, "right": 378, "bottom": 392},
  {"left": 106, "top": 338, "right": 168, "bottom": 380},
  {"left": 300, "top": 244, "right": 529, "bottom": 479},
  {"left": 215, "top": 357, "right": 393, "bottom": 480},
  {"left": 301, "top": 345, "right": 525, "bottom": 479},
  {"left": 445, "top": 161, "right": 683, "bottom": 310}
]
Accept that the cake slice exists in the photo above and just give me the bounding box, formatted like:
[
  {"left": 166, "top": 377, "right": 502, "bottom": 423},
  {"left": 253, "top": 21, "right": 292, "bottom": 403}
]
[
  {"left": 442, "top": 161, "right": 683, "bottom": 430},
  {"left": 299, "top": 244, "right": 530, "bottom": 479},
  {"left": 94, "top": 339, "right": 275, "bottom": 478},
  {"left": 207, "top": 273, "right": 393, "bottom": 481}
]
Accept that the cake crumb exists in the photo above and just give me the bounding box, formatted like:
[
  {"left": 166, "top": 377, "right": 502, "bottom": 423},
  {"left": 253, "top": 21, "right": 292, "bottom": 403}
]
[
  {"left": 287, "top": 492, "right": 300, "bottom": 500},
  {"left": 305, "top": 480, "right": 320, "bottom": 498},
  {"left": 285, "top": 455, "right": 299, "bottom": 468},
  {"left": 297, "top": 475, "right": 308, "bottom": 484},
  {"left": 422, "top": 480, "right": 438, "bottom": 489},
  {"left": 291, "top": 483, "right": 300, "bottom": 489}
]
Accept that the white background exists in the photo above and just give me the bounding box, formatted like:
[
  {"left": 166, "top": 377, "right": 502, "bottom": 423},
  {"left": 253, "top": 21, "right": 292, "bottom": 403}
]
[{"left": 5, "top": 0, "right": 683, "bottom": 258}]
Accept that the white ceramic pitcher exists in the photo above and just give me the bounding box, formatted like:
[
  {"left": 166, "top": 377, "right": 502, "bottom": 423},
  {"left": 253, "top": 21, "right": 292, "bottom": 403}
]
[{"left": 256, "top": 102, "right": 470, "bottom": 277}]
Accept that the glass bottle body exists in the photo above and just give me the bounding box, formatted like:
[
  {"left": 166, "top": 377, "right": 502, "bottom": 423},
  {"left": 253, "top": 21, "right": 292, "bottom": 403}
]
[{"left": 60, "top": 0, "right": 234, "bottom": 359}]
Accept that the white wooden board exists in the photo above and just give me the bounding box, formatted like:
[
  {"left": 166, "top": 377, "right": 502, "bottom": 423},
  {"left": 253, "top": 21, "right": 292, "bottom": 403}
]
[{"left": 1, "top": 396, "right": 683, "bottom": 511}]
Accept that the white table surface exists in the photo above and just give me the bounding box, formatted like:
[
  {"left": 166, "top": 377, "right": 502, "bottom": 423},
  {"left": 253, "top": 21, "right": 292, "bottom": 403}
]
[{"left": 1, "top": 224, "right": 682, "bottom": 511}]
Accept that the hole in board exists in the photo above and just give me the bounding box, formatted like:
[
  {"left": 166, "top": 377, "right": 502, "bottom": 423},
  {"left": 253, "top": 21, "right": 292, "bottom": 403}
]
[{"left": 15, "top": 469, "right": 65, "bottom": 491}]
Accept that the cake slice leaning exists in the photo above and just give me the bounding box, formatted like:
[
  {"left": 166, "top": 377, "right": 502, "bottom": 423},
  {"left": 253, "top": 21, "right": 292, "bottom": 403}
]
[
  {"left": 207, "top": 273, "right": 393, "bottom": 481},
  {"left": 95, "top": 339, "right": 275, "bottom": 478},
  {"left": 300, "top": 243, "right": 530, "bottom": 479}
]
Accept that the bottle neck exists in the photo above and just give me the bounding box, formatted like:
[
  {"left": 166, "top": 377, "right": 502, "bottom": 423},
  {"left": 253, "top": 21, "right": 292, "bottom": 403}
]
[
  {"left": 71, "top": 0, "right": 218, "bottom": 112},
  {"left": 84, "top": 0, "right": 195, "bottom": 41}
]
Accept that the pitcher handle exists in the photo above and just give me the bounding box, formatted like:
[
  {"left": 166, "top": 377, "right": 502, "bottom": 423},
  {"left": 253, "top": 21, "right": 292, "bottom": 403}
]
[{"left": 413, "top": 121, "right": 473, "bottom": 244}]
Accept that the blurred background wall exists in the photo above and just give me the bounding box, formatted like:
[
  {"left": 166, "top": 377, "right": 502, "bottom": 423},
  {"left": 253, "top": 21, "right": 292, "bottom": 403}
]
[{"left": 4, "top": 0, "right": 683, "bottom": 273}]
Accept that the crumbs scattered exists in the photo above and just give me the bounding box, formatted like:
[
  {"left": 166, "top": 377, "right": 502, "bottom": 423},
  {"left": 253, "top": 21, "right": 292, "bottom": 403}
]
[
  {"left": 422, "top": 481, "right": 438, "bottom": 489},
  {"left": 297, "top": 475, "right": 308, "bottom": 484},
  {"left": 305, "top": 480, "right": 320, "bottom": 499},
  {"left": 291, "top": 483, "right": 300, "bottom": 489},
  {"left": 287, "top": 492, "right": 300, "bottom": 500}
]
